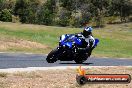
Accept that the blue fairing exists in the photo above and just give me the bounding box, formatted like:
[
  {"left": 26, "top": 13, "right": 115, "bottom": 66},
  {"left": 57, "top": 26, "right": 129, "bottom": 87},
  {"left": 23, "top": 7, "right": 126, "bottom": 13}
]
[
  {"left": 74, "top": 38, "right": 82, "bottom": 46},
  {"left": 65, "top": 42, "right": 73, "bottom": 48},
  {"left": 60, "top": 34, "right": 82, "bottom": 48},
  {"left": 60, "top": 34, "right": 67, "bottom": 42},
  {"left": 94, "top": 38, "right": 99, "bottom": 47}
]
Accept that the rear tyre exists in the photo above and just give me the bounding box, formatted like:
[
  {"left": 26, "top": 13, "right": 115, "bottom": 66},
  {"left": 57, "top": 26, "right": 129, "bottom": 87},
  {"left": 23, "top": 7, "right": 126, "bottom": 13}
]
[
  {"left": 74, "top": 59, "right": 86, "bottom": 64},
  {"left": 74, "top": 54, "right": 88, "bottom": 64},
  {"left": 46, "top": 49, "right": 58, "bottom": 63}
]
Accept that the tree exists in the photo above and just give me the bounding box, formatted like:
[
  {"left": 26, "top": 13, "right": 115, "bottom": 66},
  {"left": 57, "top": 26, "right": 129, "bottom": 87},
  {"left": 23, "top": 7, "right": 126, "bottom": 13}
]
[
  {"left": 26, "top": 0, "right": 41, "bottom": 24},
  {"left": 0, "top": 0, "right": 15, "bottom": 12},
  {"left": 59, "top": 0, "right": 78, "bottom": 27},
  {"left": 14, "top": 0, "right": 41, "bottom": 23},
  {"left": 79, "top": 1, "right": 92, "bottom": 25},
  {"left": 59, "top": 0, "right": 76, "bottom": 11},
  {"left": 90, "top": 0, "right": 109, "bottom": 27},
  {"left": 0, "top": 0, "right": 5, "bottom": 11},
  {"left": 0, "top": 9, "right": 12, "bottom": 22},
  {"left": 110, "top": 0, "right": 132, "bottom": 22},
  {"left": 58, "top": 8, "right": 71, "bottom": 26},
  {"left": 37, "top": 0, "right": 56, "bottom": 25},
  {"left": 14, "top": 0, "right": 28, "bottom": 23}
]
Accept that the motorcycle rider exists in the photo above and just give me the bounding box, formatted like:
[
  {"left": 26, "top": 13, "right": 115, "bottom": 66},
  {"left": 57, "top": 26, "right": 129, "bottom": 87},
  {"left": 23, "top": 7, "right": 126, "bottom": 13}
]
[{"left": 75, "top": 26, "right": 95, "bottom": 57}]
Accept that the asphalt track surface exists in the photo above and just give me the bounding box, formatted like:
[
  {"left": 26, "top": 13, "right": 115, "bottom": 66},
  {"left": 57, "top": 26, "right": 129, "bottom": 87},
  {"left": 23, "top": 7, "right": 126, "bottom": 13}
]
[{"left": 0, "top": 53, "right": 132, "bottom": 69}]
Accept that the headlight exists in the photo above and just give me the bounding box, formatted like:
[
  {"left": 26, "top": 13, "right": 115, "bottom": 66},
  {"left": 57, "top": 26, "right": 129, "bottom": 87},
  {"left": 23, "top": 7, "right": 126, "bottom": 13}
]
[{"left": 63, "top": 45, "right": 65, "bottom": 47}]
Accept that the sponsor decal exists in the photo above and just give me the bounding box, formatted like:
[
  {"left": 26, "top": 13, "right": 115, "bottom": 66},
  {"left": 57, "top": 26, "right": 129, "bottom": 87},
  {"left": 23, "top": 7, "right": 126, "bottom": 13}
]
[{"left": 76, "top": 66, "right": 131, "bottom": 85}]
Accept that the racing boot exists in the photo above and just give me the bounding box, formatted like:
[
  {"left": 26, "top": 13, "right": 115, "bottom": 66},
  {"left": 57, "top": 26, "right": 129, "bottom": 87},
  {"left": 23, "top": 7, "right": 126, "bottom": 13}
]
[{"left": 87, "top": 46, "right": 95, "bottom": 57}]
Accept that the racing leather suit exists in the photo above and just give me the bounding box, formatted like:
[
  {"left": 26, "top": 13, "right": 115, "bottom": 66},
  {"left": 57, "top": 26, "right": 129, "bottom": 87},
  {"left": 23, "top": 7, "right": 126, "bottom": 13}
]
[{"left": 75, "top": 33, "right": 95, "bottom": 57}]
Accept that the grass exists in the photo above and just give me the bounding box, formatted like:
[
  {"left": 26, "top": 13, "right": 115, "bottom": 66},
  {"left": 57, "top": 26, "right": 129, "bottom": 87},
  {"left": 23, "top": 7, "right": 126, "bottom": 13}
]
[
  {"left": 13, "top": 71, "right": 43, "bottom": 78},
  {"left": 0, "top": 73, "right": 8, "bottom": 78},
  {"left": 93, "top": 23, "right": 132, "bottom": 58},
  {"left": 0, "top": 22, "right": 81, "bottom": 47},
  {"left": 0, "top": 21, "right": 132, "bottom": 58}
]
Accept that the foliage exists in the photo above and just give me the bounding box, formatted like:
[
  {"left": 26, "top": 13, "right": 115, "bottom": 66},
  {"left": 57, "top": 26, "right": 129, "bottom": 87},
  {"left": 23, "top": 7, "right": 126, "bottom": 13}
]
[
  {"left": 14, "top": 0, "right": 41, "bottom": 23},
  {"left": 0, "top": 0, "right": 132, "bottom": 27},
  {"left": 106, "top": 16, "right": 118, "bottom": 24},
  {"left": 70, "top": 16, "right": 82, "bottom": 27},
  {"left": 109, "top": 0, "right": 132, "bottom": 22},
  {"left": 37, "top": 0, "right": 55, "bottom": 25},
  {"left": 0, "top": 0, "right": 15, "bottom": 12},
  {"left": 57, "top": 8, "right": 71, "bottom": 27},
  {"left": 59, "top": 0, "right": 76, "bottom": 11},
  {"left": 0, "top": 9, "right": 12, "bottom": 22}
]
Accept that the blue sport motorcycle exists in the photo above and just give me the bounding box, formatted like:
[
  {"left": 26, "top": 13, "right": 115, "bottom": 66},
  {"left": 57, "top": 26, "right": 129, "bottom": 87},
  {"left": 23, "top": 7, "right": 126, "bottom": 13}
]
[{"left": 46, "top": 34, "right": 99, "bottom": 64}]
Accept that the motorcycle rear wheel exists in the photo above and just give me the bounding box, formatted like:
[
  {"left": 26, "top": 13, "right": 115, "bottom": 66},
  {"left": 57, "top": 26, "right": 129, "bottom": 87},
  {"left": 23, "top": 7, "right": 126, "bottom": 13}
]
[
  {"left": 74, "top": 54, "right": 88, "bottom": 64},
  {"left": 74, "top": 59, "right": 86, "bottom": 64}
]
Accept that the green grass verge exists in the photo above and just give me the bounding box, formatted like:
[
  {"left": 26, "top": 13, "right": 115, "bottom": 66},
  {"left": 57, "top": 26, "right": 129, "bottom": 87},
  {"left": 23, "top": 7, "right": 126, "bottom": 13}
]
[{"left": 0, "top": 22, "right": 132, "bottom": 58}]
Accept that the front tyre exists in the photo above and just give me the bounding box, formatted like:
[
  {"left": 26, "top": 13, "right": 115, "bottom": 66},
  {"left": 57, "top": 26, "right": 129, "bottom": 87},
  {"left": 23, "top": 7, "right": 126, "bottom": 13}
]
[{"left": 46, "top": 49, "right": 58, "bottom": 63}]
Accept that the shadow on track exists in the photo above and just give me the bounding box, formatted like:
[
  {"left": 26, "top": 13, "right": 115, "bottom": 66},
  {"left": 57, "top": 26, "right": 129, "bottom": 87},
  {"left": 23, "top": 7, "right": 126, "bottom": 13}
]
[{"left": 59, "top": 62, "right": 93, "bottom": 65}]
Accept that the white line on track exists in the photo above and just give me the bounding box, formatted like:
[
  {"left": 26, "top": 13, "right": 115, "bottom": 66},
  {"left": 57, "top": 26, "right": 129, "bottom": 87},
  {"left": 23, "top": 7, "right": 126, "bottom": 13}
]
[{"left": 0, "top": 66, "right": 132, "bottom": 73}]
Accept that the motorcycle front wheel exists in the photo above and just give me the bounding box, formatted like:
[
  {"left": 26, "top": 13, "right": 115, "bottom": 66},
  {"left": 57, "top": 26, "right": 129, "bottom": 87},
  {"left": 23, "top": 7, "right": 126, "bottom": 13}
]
[{"left": 46, "top": 49, "right": 58, "bottom": 63}]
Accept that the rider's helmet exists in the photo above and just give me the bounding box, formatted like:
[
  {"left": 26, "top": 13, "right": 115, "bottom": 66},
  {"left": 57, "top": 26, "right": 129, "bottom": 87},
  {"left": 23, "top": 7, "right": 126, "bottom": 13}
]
[{"left": 82, "top": 26, "right": 93, "bottom": 38}]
